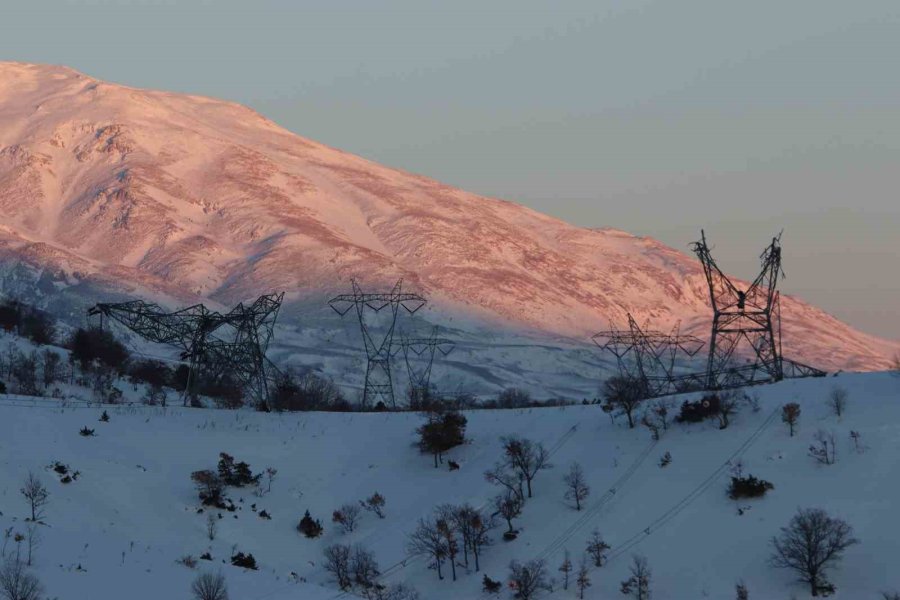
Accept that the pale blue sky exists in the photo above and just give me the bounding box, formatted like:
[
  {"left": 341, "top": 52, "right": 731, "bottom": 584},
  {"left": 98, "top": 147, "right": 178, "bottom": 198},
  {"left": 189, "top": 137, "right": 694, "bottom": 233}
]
[{"left": 2, "top": 0, "right": 898, "bottom": 339}]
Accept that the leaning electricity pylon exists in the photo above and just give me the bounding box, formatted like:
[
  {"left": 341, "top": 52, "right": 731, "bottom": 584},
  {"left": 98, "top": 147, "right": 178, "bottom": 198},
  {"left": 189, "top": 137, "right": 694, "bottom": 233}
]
[
  {"left": 88, "top": 293, "right": 284, "bottom": 407},
  {"left": 398, "top": 327, "right": 455, "bottom": 402},
  {"left": 328, "top": 279, "right": 426, "bottom": 407},
  {"left": 691, "top": 230, "right": 824, "bottom": 389},
  {"left": 593, "top": 314, "right": 705, "bottom": 398}
]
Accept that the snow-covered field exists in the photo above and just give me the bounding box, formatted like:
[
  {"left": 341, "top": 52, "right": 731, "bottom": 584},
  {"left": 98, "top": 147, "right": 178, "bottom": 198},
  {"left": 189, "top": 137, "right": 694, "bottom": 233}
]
[{"left": 1, "top": 368, "right": 898, "bottom": 599}]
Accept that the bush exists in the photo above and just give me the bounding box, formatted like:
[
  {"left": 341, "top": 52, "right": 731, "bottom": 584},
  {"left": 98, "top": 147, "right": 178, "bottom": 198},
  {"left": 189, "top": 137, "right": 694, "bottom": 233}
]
[
  {"left": 68, "top": 327, "right": 130, "bottom": 373},
  {"left": 675, "top": 394, "right": 721, "bottom": 423},
  {"left": 128, "top": 359, "right": 171, "bottom": 388},
  {"left": 297, "top": 511, "right": 324, "bottom": 538},
  {"left": 270, "top": 370, "right": 346, "bottom": 411},
  {"left": 191, "top": 571, "right": 228, "bottom": 600},
  {"left": 191, "top": 470, "right": 224, "bottom": 505},
  {"left": 728, "top": 475, "right": 774, "bottom": 499},
  {"left": 498, "top": 388, "right": 531, "bottom": 409},
  {"left": 217, "top": 453, "right": 260, "bottom": 487},
  {"left": 0, "top": 557, "right": 43, "bottom": 600},
  {"left": 230, "top": 551, "right": 257, "bottom": 570},
  {"left": 20, "top": 310, "right": 55, "bottom": 346}
]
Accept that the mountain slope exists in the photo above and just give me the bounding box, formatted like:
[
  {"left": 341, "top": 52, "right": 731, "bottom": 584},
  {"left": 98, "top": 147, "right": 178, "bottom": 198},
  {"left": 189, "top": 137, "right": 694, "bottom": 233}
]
[{"left": 0, "top": 61, "right": 896, "bottom": 389}]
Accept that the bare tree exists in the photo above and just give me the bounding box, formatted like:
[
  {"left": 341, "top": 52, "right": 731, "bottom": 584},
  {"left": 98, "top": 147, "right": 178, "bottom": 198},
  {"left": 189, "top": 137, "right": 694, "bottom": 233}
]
[
  {"left": 436, "top": 515, "right": 459, "bottom": 581},
  {"left": 494, "top": 491, "right": 522, "bottom": 534},
  {"left": 770, "top": 508, "right": 858, "bottom": 597},
  {"left": 652, "top": 398, "right": 672, "bottom": 430},
  {"left": 576, "top": 555, "right": 591, "bottom": 599},
  {"left": 620, "top": 554, "right": 652, "bottom": 599},
  {"left": 191, "top": 571, "right": 229, "bottom": 600},
  {"left": 485, "top": 464, "right": 524, "bottom": 504},
  {"left": 782, "top": 403, "right": 801, "bottom": 437},
  {"left": 558, "top": 549, "right": 572, "bottom": 590},
  {"left": 323, "top": 544, "right": 353, "bottom": 590},
  {"left": 333, "top": 503, "right": 362, "bottom": 533},
  {"left": 585, "top": 530, "right": 610, "bottom": 567},
  {"left": 206, "top": 513, "right": 218, "bottom": 541},
  {"left": 735, "top": 580, "right": 749, "bottom": 600},
  {"left": 564, "top": 462, "right": 590, "bottom": 511},
  {"left": 500, "top": 436, "right": 550, "bottom": 498},
  {"left": 808, "top": 430, "right": 837, "bottom": 465},
  {"left": 19, "top": 473, "right": 48, "bottom": 522},
  {"left": 508, "top": 559, "right": 551, "bottom": 600},
  {"left": 0, "top": 558, "right": 42, "bottom": 600},
  {"left": 468, "top": 507, "right": 494, "bottom": 572},
  {"left": 450, "top": 503, "right": 493, "bottom": 571},
  {"left": 601, "top": 375, "right": 648, "bottom": 429},
  {"left": 23, "top": 526, "right": 38, "bottom": 568},
  {"left": 827, "top": 386, "right": 848, "bottom": 418},
  {"left": 407, "top": 517, "right": 447, "bottom": 581},
  {"left": 40, "top": 350, "right": 61, "bottom": 389},
  {"left": 716, "top": 390, "right": 740, "bottom": 429},
  {"left": 351, "top": 544, "right": 380, "bottom": 589}
]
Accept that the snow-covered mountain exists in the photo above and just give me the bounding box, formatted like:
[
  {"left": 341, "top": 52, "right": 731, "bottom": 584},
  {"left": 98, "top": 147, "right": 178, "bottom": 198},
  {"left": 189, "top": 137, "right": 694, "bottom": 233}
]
[{"left": 0, "top": 62, "right": 896, "bottom": 395}]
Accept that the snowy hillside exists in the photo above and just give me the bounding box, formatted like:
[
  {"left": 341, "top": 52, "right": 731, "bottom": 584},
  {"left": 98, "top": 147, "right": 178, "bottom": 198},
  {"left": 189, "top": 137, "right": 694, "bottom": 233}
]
[
  {"left": 1, "top": 342, "right": 898, "bottom": 600},
  {"left": 0, "top": 61, "right": 897, "bottom": 398}
]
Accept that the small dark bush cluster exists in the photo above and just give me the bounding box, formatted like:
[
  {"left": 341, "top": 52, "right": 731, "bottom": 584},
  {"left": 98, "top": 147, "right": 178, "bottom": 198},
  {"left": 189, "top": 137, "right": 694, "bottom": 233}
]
[
  {"left": 51, "top": 461, "right": 80, "bottom": 484},
  {"left": 270, "top": 370, "right": 349, "bottom": 412},
  {"left": 199, "top": 552, "right": 212, "bottom": 561},
  {"left": 728, "top": 475, "right": 774, "bottom": 499},
  {"left": 298, "top": 510, "right": 324, "bottom": 538},
  {"left": 230, "top": 551, "right": 258, "bottom": 570},
  {"left": 79, "top": 427, "right": 96, "bottom": 437},
  {"left": 675, "top": 394, "right": 721, "bottom": 423},
  {"left": 482, "top": 574, "right": 503, "bottom": 594},
  {"left": 0, "top": 299, "right": 56, "bottom": 344},
  {"left": 99, "top": 410, "right": 110, "bottom": 422},
  {"left": 68, "top": 327, "right": 130, "bottom": 373}
]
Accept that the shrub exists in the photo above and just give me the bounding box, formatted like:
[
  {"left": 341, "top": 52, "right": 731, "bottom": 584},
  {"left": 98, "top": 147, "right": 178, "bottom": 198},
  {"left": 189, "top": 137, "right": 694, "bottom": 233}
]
[
  {"left": 728, "top": 475, "right": 774, "bottom": 500},
  {"left": 482, "top": 574, "right": 502, "bottom": 594},
  {"left": 191, "top": 571, "right": 228, "bottom": 600},
  {"left": 332, "top": 504, "right": 362, "bottom": 533},
  {"left": 498, "top": 388, "right": 531, "bottom": 409},
  {"left": 217, "top": 453, "right": 260, "bottom": 487},
  {"left": 68, "top": 327, "right": 130, "bottom": 373},
  {"left": 229, "top": 552, "right": 257, "bottom": 570},
  {"left": 270, "top": 370, "right": 346, "bottom": 411},
  {"left": 0, "top": 557, "right": 43, "bottom": 600},
  {"left": 362, "top": 492, "right": 386, "bottom": 519},
  {"left": 675, "top": 394, "right": 720, "bottom": 423},
  {"left": 20, "top": 310, "right": 56, "bottom": 346},
  {"left": 79, "top": 427, "right": 95, "bottom": 437},
  {"left": 297, "top": 511, "right": 324, "bottom": 538},
  {"left": 191, "top": 470, "right": 224, "bottom": 505},
  {"left": 128, "top": 359, "right": 171, "bottom": 388}
]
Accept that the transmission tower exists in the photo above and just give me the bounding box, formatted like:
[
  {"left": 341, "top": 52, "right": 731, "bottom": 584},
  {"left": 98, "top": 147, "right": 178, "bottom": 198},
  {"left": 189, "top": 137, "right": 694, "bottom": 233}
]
[
  {"left": 691, "top": 230, "right": 824, "bottom": 389},
  {"left": 328, "top": 280, "right": 426, "bottom": 407},
  {"left": 88, "top": 292, "right": 284, "bottom": 407},
  {"left": 398, "top": 327, "right": 455, "bottom": 401},
  {"left": 593, "top": 314, "right": 705, "bottom": 398}
]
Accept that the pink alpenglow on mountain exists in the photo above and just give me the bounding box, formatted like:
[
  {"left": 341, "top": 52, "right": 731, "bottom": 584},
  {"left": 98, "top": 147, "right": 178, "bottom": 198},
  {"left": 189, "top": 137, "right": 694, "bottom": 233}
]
[{"left": 0, "top": 62, "right": 896, "bottom": 395}]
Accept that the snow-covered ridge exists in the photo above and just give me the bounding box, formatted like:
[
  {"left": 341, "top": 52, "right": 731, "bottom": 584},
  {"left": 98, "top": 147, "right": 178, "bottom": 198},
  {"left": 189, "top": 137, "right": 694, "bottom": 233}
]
[{"left": 0, "top": 61, "right": 896, "bottom": 390}]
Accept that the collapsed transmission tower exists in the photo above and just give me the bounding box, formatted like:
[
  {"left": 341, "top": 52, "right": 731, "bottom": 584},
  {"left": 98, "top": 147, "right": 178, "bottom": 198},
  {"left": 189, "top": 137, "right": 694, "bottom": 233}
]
[
  {"left": 398, "top": 327, "right": 455, "bottom": 399},
  {"left": 88, "top": 293, "right": 284, "bottom": 407},
  {"left": 328, "top": 280, "right": 426, "bottom": 407},
  {"left": 691, "top": 230, "right": 824, "bottom": 389},
  {"left": 593, "top": 314, "right": 705, "bottom": 398}
]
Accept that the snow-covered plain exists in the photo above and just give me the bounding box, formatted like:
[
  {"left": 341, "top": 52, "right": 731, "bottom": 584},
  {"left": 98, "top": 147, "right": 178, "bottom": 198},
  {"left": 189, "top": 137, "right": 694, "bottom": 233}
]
[{"left": 1, "top": 362, "right": 898, "bottom": 599}]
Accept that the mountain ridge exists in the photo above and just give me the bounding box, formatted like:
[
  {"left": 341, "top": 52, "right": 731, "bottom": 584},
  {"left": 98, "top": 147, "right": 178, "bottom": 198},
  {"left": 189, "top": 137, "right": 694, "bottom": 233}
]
[{"left": 0, "top": 61, "right": 896, "bottom": 386}]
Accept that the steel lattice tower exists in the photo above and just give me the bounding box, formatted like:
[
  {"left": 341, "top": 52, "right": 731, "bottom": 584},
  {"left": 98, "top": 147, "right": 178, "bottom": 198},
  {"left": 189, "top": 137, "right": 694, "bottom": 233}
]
[
  {"left": 398, "top": 327, "right": 454, "bottom": 400},
  {"left": 593, "top": 313, "right": 705, "bottom": 398},
  {"left": 88, "top": 293, "right": 284, "bottom": 407},
  {"left": 328, "top": 280, "right": 426, "bottom": 407}
]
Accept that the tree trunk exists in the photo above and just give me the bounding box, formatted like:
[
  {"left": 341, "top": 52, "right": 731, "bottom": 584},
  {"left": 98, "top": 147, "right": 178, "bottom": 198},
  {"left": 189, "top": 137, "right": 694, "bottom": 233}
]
[
  {"left": 473, "top": 545, "right": 480, "bottom": 572},
  {"left": 436, "top": 556, "right": 443, "bottom": 580}
]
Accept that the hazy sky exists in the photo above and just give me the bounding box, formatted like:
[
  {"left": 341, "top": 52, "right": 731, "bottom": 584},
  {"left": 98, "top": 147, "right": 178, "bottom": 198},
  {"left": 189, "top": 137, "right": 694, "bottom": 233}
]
[{"left": 2, "top": 0, "right": 898, "bottom": 339}]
